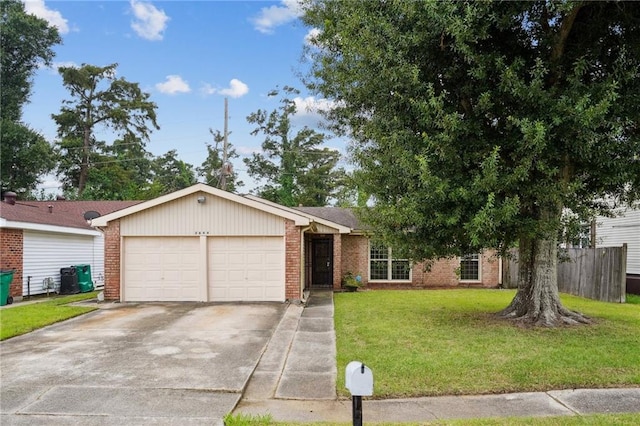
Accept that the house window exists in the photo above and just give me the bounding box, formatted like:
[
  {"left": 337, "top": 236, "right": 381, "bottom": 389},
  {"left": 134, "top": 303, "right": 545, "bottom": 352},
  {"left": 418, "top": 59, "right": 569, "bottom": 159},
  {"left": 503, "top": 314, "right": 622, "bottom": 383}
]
[
  {"left": 460, "top": 254, "right": 481, "bottom": 281},
  {"left": 369, "top": 242, "right": 411, "bottom": 281}
]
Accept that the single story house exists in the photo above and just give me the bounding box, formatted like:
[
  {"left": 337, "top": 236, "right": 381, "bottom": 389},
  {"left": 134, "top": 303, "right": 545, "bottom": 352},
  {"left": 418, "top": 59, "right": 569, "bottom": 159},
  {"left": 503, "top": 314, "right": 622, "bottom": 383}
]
[
  {"left": 92, "top": 183, "right": 500, "bottom": 303},
  {"left": 595, "top": 205, "right": 640, "bottom": 294},
  {"left": 0, "top": 191, "right": 139, "bottom": 300}
]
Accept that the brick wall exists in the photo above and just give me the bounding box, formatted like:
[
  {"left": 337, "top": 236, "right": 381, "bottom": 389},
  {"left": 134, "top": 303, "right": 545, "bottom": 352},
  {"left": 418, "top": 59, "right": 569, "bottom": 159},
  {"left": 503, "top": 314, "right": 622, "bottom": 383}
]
[
  {"left": 340, "top": 234, "right": 500, "bottom": 289},
  {"left": 285, "top": 220, "right": 301, "bottom": 300},
  {"left": 0, "top": 228, "right": 23, "bottom": 298},
  {"left": 103, "top": 220, "right": 121, "bottom": 301},
  {"left": 341, "top": 235, "right": 370, "bottom": 286},
  {"left": 332, "top": 234, "right": 342, "bottom": 289}
]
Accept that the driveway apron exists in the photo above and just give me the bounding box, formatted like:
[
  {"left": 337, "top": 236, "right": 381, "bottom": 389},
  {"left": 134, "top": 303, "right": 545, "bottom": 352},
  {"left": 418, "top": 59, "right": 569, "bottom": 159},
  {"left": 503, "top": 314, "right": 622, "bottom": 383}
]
[{"left": 0, "top": 302, "right": 286, "bottom": 425}]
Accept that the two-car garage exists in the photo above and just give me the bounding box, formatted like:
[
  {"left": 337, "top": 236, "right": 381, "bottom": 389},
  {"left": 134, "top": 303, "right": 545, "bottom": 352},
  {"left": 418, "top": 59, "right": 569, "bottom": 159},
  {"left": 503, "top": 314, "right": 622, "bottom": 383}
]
[
  {"left": 122, "top": 236, "right": 285, "bottom": 302},
  {"left": 93, "top": 184, "right": 311, "bottom": 303}
]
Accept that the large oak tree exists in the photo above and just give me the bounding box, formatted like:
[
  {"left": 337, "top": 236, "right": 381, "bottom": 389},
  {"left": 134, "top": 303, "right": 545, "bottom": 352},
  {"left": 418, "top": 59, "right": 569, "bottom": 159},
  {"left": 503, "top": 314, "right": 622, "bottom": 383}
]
[{"left": 302, "top": 1, "right": 640, "bottom": 326}]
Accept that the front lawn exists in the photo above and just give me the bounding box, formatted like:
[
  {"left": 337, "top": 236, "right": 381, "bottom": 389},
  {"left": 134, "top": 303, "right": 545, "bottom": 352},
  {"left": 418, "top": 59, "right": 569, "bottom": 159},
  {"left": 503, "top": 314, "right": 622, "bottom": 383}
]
[
  {"left": 0, "top": 292, "right": 99, "bottom": 340},
  {"left": 225, "top": 413, "right": 640, "bottom": 426},
  {"left": 335, "top": 290, "right": 640, "bottom": 398}
]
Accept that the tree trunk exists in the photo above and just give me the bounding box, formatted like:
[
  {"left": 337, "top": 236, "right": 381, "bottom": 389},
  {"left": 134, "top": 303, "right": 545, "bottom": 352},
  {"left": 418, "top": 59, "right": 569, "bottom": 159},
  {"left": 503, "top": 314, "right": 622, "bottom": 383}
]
[
  {"left": 77, "top": 121, "right": 91, "bottom": 197},
  {"left": 498, "top": 233, "right": 590, "bottom": 327}
]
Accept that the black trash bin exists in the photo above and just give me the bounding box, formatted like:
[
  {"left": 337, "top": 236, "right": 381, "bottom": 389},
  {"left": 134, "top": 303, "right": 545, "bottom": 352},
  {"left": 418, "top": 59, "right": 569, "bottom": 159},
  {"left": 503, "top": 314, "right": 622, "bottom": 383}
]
[{"left": 60, "top": 267, "right": 80, "bottom": 295}]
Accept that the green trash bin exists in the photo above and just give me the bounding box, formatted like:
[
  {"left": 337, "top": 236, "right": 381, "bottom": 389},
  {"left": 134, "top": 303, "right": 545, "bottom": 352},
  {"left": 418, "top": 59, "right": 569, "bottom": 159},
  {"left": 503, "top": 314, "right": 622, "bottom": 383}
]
[
  {"left": 75, "top": 264, "right": 94, "bottom": 293},
  {"left": 0, "top": 269, "right": 15, "bottom": 306}
]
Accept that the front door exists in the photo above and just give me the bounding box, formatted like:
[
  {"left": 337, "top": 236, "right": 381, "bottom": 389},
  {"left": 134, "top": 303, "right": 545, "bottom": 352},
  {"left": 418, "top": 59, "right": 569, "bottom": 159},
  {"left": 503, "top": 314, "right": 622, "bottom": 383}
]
[{"left": 312, "top": 238, "right": 333, "bottom": 288}]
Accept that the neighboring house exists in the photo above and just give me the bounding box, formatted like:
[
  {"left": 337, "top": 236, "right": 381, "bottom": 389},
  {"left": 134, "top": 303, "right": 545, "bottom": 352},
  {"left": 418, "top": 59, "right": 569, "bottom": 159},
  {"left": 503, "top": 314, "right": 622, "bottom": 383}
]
[
  {"left": 594, "top": 205, "right": 640, "bottom": 294},
  {"left": 0, "top": 192, "right": 139, "bottom": 300},
  {"left": 92, "top": 184, "right": 500, "bottom": 303}
]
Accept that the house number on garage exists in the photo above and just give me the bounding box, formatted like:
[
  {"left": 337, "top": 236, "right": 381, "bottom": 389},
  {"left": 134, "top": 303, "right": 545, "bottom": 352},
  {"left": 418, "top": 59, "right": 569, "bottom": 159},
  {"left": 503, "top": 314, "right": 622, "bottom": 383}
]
[{"left": 195, "top": 231, "right": 210, "bottom": 235}]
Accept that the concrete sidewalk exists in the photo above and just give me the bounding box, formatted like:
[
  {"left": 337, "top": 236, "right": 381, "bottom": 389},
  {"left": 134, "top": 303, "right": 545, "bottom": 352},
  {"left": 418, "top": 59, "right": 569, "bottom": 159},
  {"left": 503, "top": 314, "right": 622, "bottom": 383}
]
[{"left": 234, "top": 290, "right": 640, "bottom": 422}]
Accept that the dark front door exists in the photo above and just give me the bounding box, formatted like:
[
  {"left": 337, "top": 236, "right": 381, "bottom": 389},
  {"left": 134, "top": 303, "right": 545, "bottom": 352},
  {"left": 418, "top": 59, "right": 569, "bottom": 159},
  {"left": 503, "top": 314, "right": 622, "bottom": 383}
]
[{"left": 312, "top": 238, "right": 333, "bottom": 288}]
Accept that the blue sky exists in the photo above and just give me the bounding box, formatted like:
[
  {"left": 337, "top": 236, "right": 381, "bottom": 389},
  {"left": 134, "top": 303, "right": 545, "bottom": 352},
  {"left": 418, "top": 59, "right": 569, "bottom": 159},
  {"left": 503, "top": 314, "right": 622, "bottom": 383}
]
[{"left": 21, "top": 0, "right": 342, "bottom": 192}]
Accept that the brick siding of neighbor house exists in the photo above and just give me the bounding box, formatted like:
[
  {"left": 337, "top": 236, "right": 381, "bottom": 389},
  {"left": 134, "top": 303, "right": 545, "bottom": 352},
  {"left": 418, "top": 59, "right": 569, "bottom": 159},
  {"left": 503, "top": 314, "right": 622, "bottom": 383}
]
[
  {"left": 285, "top": 220, "right": 301, "bottom": 300},
  {"left": 103, "top": 220, "right": 121, "bottom": 301},
  {"left": 340, "top": 234, "right": 500, "bottom": 289},
  {"left": 0, "top": 228, "right": 24, "bottom": 298}
]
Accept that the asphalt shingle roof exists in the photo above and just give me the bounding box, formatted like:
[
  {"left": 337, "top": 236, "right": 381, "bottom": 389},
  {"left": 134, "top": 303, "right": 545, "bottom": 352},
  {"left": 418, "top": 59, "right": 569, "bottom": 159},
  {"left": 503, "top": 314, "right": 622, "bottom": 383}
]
[
  {"left": 294, "top": 207, "right": 362, "bottom": 230},
  {"left": 1, "top": 199, "right": 141, "bottom": 230}
]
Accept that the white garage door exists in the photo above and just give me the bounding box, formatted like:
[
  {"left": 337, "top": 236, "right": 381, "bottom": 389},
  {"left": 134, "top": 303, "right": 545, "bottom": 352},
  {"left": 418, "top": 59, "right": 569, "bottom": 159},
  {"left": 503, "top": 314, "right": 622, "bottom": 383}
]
[
  {"left": 208, "top": 236, "right": 285, "bottom": 302},
  {"left": 123, "top": 237, "right": 200, "bottom": 302}
]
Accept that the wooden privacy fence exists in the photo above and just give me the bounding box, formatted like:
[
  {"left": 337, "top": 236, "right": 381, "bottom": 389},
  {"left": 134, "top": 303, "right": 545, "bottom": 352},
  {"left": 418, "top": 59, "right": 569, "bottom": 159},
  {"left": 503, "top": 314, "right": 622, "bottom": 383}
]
[{"left": 502, "top": 245, "right": 627, "bottom": 303}]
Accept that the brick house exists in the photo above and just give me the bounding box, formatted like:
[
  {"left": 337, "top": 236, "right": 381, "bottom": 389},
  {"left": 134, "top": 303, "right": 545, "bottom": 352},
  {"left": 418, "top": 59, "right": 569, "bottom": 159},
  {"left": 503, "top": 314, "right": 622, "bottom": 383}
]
[
  {"left": 91, "top": 184, "right": 500, "bottom": 303},
  {"left": 294, "top": 207, "right": 501, "bottom": 291}
]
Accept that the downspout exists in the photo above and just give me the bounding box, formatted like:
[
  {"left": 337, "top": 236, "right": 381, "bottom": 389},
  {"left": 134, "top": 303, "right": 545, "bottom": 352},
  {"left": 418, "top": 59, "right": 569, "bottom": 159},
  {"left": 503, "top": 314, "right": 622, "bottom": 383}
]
[
  {"left": 300, "top": 224, "right": 313, "bottom": 304},
  {"left": 498, "top": 255, "right": 503, "bottom": 288}
]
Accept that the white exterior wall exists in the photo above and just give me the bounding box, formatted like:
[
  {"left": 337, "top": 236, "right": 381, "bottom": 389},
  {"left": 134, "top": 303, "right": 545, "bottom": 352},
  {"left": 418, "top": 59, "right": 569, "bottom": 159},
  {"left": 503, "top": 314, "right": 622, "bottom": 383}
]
[
  {"left": 23, "top": 230, "right": 104, "bottom": 295},
  {"left": 595, "top": 208, "right": 640, "bottom": 274}
]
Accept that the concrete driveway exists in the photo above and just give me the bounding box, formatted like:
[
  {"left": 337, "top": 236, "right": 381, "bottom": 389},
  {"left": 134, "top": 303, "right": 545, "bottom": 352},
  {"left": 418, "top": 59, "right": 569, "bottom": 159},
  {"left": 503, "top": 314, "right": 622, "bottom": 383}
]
[{"left": 0, "top": 302, "right": 286, "bottom": 425}]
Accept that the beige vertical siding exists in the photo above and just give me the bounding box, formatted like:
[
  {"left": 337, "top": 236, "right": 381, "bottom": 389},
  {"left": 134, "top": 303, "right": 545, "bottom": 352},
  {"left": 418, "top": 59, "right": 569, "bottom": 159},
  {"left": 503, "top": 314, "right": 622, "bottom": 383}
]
[
  {"left": 314, "top": 223, "right": 339, "bottom": 234},
  {"left": 120, "top": 192, "right": 285, "bottom": 236}
]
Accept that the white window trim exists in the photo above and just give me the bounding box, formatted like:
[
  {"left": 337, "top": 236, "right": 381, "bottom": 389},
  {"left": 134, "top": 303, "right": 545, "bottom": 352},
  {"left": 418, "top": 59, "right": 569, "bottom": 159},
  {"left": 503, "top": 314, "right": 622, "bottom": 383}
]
[
  {"left": 368, "top": 242, "right": 412, "bottom": 282},
  {"left": 459, "top": 253, "right": 482, "bottom": 283}
]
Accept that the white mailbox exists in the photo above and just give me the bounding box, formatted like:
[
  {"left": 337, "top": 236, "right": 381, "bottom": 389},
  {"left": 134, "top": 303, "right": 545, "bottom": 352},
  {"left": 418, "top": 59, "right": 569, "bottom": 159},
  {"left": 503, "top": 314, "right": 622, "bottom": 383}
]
[{"left": 345, "top": 361, "right": 373, "bottom": 396}]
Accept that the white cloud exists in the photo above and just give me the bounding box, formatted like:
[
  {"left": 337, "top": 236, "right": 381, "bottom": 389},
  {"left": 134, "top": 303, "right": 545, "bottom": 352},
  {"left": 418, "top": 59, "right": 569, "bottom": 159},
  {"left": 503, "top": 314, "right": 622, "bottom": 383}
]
[
  {"left": 52, "top": 61, "right": 79, "bottom": 70},
  {"left": 201, "top": 79, "right": 249, "bottom": 98},
  {"left": 155, "top": 75, "right": 190, "bottom": 95},
  {"left": 130, "top": 0, "right": 169, "bottom": 41},
  {"left": 251, "top": 0, "right": 302, "bottom": 34},
  {"left": 304, "top": 28, "right": 321, "bottom": 46},
  {"left": 291, "top": 96, "right": 341, "bottom": 129},
  {"left": 236, "top": 146, "right": 260, "bottom": 156},
  {"left": 219, "top": 79, "right": 249, "bottom": 98},
  {"left": 44, "top": 61, "right": 79, "bottom": 74},
  {"left": 293, "top": 96, "right": 337, "bottom": 116},
  {"left": 22, "top": 0, "right": 70, "bottom": 34},
  {"left": 200, "top": 83, "right": 216, "bottom": 96}
]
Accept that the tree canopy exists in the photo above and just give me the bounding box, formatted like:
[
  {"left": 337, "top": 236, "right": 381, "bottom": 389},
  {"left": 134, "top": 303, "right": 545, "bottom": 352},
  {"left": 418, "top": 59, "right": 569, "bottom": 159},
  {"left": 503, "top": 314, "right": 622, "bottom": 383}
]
[
  {"left": 53, "top": 63, "right": 159, "bottom": 197},
  {"left": 244, "top": 86, "right": 343, "bottom": 207},
  {"left": 302, "top": 1, "right": 640, "bottom": 326},
  {"left": 197, "top": 129, "right": 242, "bottom": 192},
  {"left": 0, "top": 0, "right": 60, "bottom": 196},
  {"left": 0, "top": 0, "right": 60, "bottom": 121}
]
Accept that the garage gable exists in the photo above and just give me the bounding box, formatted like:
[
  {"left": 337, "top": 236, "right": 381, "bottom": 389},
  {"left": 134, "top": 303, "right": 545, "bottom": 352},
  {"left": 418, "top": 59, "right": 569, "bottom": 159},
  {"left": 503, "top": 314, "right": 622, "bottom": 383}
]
[
  {"left": 92, "top": 183, "right": 311, "bottom": 229},
  {"left": 119, "top": 193, "right": 287, "bottom": 237}
]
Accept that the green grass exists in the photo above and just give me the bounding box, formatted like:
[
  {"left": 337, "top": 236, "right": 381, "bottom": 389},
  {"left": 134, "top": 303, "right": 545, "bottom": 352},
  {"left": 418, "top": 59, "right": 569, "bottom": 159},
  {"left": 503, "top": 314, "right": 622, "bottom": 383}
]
[
  {"left": 334, "top": 290, "right": 640, "bottom": 398},
  {"left": 626, "top": 293, "right": 640, "bottom": 304},
  {"left": 0, "top": 291, "right": 99, "bottom": 340},
  {"left": 229, "top": 413, "right": 640, "bottom": 426},
  {"left": 225, "top": 413, "right": 274, "bottom": 426}
]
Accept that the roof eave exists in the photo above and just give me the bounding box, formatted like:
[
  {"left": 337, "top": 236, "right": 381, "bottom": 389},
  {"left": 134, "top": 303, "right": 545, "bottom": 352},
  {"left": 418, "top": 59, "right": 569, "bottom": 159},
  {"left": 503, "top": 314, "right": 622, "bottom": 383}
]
[{"left": 0, "top": 220, "right": 102, "bottom": 236}]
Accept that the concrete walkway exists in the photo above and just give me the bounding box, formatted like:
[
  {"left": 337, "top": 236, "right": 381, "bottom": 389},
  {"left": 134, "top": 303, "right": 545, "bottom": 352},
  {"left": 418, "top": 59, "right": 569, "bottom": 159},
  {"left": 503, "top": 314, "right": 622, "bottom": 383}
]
[
  {"left": 235, "top": 290, "right": 640, "bottom": 422},
  {"left": 242, "top": 289, "right": 336, "bottom": 401}
]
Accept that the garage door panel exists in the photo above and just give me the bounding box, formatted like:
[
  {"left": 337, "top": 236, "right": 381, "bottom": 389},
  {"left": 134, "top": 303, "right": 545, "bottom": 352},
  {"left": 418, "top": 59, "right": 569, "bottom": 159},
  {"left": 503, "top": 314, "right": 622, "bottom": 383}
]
[
  {"left": 124, "top": 237, "right": 200, "bottom": 302},
  {"left": 208, "top": 236, "right": 284, "bottom": 302}
]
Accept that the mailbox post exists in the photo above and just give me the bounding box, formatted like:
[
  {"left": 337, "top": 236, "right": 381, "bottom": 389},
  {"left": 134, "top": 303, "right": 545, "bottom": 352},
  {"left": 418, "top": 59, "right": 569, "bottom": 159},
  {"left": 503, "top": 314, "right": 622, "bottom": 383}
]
[{"left": 345, "top": 361, "right": 373, "bottom": 426}]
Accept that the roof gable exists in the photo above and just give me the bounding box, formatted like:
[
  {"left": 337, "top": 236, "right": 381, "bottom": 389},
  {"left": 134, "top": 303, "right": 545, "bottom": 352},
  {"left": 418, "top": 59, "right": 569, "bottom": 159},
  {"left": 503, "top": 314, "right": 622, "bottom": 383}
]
[{"left": 91, "top": 183, "right": 311, "bottom": 227}]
